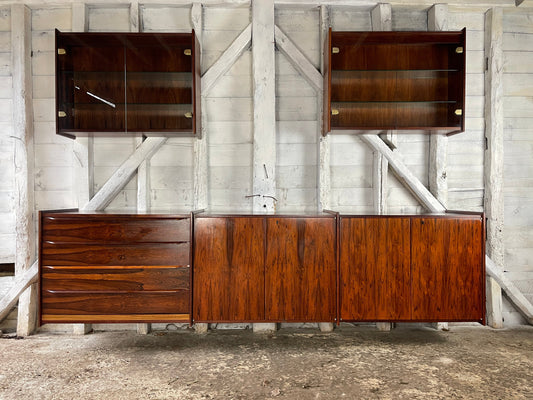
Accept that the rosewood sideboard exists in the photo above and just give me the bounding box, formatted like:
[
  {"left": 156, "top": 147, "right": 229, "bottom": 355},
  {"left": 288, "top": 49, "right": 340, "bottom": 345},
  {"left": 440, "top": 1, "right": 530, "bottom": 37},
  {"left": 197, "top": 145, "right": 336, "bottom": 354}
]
[{"left": 39, "top": 210, "right": 485, "bottom": 326}]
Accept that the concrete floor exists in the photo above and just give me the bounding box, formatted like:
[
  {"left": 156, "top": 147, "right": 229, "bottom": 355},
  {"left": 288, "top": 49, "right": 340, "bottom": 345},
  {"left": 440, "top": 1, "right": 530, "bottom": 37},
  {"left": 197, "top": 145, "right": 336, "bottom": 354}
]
[{"left": 0, "top": 325, "right": 532, "bottom": 400}]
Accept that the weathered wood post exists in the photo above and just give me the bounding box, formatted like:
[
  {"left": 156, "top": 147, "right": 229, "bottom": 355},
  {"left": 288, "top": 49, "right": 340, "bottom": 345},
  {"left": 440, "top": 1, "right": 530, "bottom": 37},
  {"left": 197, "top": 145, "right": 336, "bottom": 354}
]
[{"left": 12, "top": 3, "right": 37, "bottom": 337}]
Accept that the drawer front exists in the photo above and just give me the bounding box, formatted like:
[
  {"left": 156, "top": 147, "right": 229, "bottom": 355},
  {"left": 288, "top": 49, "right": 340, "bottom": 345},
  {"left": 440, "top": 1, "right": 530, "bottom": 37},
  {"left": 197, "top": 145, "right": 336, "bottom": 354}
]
[
  {"left": 42, "top": 216, "right": 190, "bottom": 243},
  {"left": 42, "top": 266, "right": 190, "bottom": 292},
  {"left": 41, "top": 242, "right": 190, "bottom": 266},
  {"left": 42, "top": 291, "right": 190, "bottom": 315}
]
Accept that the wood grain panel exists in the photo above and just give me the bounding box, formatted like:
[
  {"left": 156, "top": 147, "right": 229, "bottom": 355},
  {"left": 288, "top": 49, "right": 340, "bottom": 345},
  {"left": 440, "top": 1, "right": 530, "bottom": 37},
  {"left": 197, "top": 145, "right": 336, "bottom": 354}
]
[
  {"left": 411, "top": 217, "right": 484, "bottom": 321},
  {"left": 42, "top": 266, "right": 190, "bottom": 292},
  {"left": 265, "top": 218, "right": 336, "bottom": 322},
  {"left": 42, "top": 291, "right": 190, "bottom": 315},
  {"left": 193, "top": 217, "right": 265, "bottom": 322},
  {"left": 41, "top": 242, "right": 189, "bottom": 266},
  {"left": 340, "top": 217, "right": 411, "bottom": 321},
  {"left": 41, "top": 314, "right": 190, "bottom": 324},
  {"left": 42, "top": 216, "right": 190, "bottom": 243}
]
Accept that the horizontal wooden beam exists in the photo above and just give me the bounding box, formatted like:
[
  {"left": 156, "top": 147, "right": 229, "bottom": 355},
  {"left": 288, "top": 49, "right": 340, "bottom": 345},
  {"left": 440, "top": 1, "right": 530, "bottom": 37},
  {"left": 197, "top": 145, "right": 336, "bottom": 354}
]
[
  {"left": 486, "top": 256, "right": 533, "bottom": 325},
  {"left": 360, "top": 134, "right": 446, "bottom": 213},
  {"left": 274, "top": 25, "right": 322, "bottom": 92},
  {"left": 0, "top": 0, "right": 518, "bottom": 7},
  {"left": 83, "top": 137, "right": 167, "bottom": 211},
  {"left": 202, "top": 24, "right": 251, "bottom": 96},
  {"left": 0, "top": 261, "right": 38, "bottom": 322}
]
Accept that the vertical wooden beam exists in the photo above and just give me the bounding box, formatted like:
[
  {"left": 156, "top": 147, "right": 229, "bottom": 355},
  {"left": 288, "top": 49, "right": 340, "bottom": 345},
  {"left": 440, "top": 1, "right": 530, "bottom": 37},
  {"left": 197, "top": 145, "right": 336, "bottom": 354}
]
[
  {"left": 191, "top": 2, "right": 208, "bottom": 335},
  {"left": 129, "top": 1, "right": 140, "bottom": 33},
  {"left": 428, "top": 4, "right": 449, "bottom": 332},
  {"left": 130, "top": 0, "right": 152, "bottom": 335},
  {"left": 251, "top": 0, "right": 276, "bottom": 333},
  {"left": 192, "top": 3, "right": 208, "bottom": 212},
  {"left": 72, "top": 3, "right": 93, "bottom": 335},
  {"left": 484, "top": 7, "right": 504, "bottom": 329},
  {"left": 318, "top": 5, "right": 331, "bottom": 212},
  {"left": 318, "top": 7, "right": 333, "bottom": 330},
  {"left": 371, "top": 3, "right": 392, "bottom": 332},
  {"left": 251, "top": 0, "right": 276, "bottom": 212},
  {"left": 371, "top": 3, "right": 392, "bottom": 31},
  {"left": 371, "top": 3, "right": 392, "bottom": 220},
  {"left": 12, "top": 4, "right": 37, "bottom": 337}
]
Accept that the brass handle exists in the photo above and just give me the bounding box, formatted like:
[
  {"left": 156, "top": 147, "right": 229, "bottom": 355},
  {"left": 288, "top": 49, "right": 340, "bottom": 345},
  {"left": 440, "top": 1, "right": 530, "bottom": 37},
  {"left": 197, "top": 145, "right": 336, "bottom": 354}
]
[
  {"left": 455, "top": 46, "right": 464, "bottom": 54},
  {"left": 454, "top": 109, "right": 463, "bottom": 116},
  {"left": 184, "top": 49, "right": 192, "bottom": 56},
  {"left": 58, "top": 111, "right": 67, "bottom": 117},
  {"left": 57, "top": 48, "right": 66, "bottom": 55},
  {"left": 184, "top": 112, "right": 193, "bottom": 119},
  {"left": 331, "top": 109, "right": 339, "bottom": 116},
  {"left": 332, "top": 47, "right": 340, "bottom": 54}
]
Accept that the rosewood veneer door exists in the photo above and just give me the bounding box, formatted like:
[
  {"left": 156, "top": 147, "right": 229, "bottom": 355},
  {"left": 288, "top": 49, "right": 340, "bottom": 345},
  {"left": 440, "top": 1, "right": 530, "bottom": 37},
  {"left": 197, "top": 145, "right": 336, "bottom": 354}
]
[
  {"left": 193, "top": 217, "right": 265, "bottom": 322},
  {"left": 411, "top": 217, "right": 484, "bottom": 321},
  {"left": 340, "top": 217, "right": 411, "bottom": 321},
  {"left": 265, "top": 218, "right": 336, "bottom": 322}
]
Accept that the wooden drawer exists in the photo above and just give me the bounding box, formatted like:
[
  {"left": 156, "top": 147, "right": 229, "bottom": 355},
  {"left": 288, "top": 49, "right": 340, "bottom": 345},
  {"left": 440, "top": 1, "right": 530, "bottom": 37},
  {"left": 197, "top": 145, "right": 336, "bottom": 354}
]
[
  {"left": 42, "top": 216, "right": 190, "bottom": 243},
  {"left": 41, "top": 242, "right": 190, "bottom": 266},
  {"left": 42, "top": 266, "right": 190, "bottom": 292},
  {"left": 42, "top": 291, "right": 190, "bottom": 315}
]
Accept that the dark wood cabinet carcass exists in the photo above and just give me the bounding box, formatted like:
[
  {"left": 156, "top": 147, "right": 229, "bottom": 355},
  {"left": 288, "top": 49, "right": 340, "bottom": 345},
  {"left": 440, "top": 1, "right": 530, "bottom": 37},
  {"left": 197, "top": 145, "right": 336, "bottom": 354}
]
[
  {"left": 339, "top": 214, "right": 485, "bottom": 323},
  {"left": 193, "top": 215, "right": 337, "bottom": 323},
  {"left": 39, "top": 211, "right": 192, "bottom": 324},
  {"left": 324, "top": 29, "right": 466, "bottom": 135},
  {"left": 38, "top": 211, "right": 484, "bottom": 326},
  {"left": 55, "top": 30, "right": 201, "bottom": 137}
]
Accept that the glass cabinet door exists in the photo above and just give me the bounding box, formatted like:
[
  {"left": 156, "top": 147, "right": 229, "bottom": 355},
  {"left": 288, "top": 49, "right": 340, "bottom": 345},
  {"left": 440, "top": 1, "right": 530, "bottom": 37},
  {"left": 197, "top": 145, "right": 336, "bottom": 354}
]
[
  {"left": 56, "top": 34, "right": 125, "bottom": 133},
  {"left": 125, "top": 35, "right": 194, "bottom": 132}
]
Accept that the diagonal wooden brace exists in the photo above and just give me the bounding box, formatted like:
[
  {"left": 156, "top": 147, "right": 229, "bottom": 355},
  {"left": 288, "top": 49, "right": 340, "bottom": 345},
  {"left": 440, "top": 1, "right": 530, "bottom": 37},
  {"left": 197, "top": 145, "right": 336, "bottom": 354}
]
[
  {"left": 0, "top": 261, "right": 38, "bottom": 323},
  {"left": 82, "top": 137, "right": 167, "bottom": 211}
]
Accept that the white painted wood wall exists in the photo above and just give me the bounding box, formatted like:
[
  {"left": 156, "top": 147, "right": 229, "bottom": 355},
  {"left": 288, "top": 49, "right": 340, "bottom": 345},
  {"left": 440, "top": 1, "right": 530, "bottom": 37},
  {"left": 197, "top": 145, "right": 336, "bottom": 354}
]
[
  {"left": 0, "top": 7, "right": 14, "bottom": 263},
  {"left": 1, "top": 0, "right": 533, "bottom": 329},
  {"left": 502, "top": 8, "right": 533, "bottom": 323}
]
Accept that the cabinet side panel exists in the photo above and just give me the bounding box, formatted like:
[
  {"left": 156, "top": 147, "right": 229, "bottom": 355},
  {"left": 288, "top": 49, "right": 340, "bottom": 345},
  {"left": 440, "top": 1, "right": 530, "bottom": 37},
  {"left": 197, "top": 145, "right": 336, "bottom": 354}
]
[
  {"left": 265, "top": 218, "right": 336, "bottom": 321},
  {"left": 193, "top": 217, "right": 265, "bottom": 321}
]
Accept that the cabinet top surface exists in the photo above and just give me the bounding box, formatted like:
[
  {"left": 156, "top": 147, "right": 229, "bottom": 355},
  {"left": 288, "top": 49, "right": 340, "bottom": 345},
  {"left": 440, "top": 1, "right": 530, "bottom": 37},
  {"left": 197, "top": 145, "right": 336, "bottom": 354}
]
[
  {"left": 41, "top": 209, "right": 192, "bottom": 218},
  {"left": 40, "top": 210, "right": 482, "bottom": 219}
]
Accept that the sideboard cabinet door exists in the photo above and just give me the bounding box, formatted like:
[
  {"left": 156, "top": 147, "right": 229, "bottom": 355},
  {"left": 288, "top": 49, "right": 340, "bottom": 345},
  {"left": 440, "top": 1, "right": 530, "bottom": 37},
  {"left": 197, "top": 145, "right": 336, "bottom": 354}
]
[
  {"left": 411, "top": 217, "right": 485, "bottom": 322},
  {"left": 340, "top": 217, "right": 411, "bottom": 321},
  {"left": 265, "top": 217, "right": 336, "bottom": 322},
  {"left": 193, "top": 217, "right": 265, "bottom": 322}
]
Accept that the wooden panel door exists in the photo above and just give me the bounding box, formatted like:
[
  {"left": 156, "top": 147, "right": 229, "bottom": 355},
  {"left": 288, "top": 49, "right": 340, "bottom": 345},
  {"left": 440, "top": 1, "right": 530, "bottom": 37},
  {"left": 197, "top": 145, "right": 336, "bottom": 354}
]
[
  {"left": 265, "top": 217, "right": 336, "bottom": 322},
  {"left": 340, "top": 217, "right": 411, "bottom": 321},
  {"left": 411, "top": 217, "right": 485, "bottom": 321},
  {"left": 193, "top": 217, "right": 265, "bottom": 322}
]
